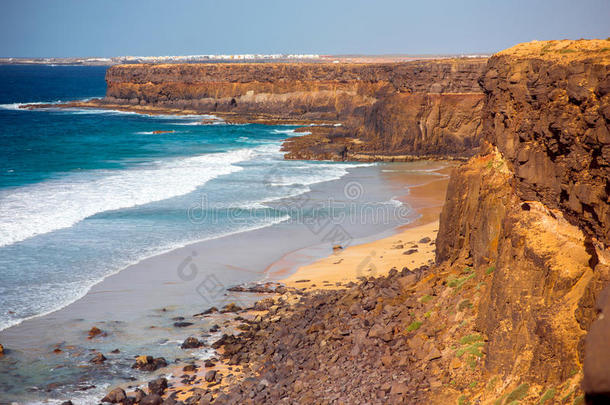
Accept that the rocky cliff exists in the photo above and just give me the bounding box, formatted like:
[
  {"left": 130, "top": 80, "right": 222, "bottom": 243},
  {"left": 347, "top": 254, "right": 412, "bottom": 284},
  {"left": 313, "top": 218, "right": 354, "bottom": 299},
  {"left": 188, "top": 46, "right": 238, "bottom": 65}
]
[
  {"left": 99, "top": 59, "right": 487, "bottom": 159},
  {"left": 436, "top": 39, "right": 610, "bottom": 402}
]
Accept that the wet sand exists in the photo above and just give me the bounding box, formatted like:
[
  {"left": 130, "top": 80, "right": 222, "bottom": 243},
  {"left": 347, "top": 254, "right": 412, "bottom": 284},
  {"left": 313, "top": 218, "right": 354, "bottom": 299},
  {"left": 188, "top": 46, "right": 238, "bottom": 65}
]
[{"left": 278, "top": 166, "right": 450, "bottom": 289}]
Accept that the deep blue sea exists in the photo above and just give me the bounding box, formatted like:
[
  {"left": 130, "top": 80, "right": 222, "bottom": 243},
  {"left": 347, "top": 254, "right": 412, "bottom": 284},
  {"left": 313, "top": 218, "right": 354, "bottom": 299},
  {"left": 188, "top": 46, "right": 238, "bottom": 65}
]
[{"left": 0, "top": 65, "right": 369, "bottom": 332}]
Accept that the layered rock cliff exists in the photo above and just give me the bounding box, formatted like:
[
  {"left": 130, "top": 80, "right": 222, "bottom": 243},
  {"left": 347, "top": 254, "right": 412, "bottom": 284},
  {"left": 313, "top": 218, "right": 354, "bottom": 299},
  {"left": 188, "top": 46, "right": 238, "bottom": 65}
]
[
  {"left": 97, "top": 59, "right": 487, "bottom": 159},
  {"left": 436, "top": 39, "right": 610, "bottom": 402}
]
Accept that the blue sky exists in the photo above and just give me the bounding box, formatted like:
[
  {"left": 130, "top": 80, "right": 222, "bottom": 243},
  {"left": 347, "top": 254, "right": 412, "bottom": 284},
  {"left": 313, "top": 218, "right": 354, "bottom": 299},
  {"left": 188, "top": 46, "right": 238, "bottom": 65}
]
[{"left": 1, "top": 0, "right": 609, "bottom": 57}]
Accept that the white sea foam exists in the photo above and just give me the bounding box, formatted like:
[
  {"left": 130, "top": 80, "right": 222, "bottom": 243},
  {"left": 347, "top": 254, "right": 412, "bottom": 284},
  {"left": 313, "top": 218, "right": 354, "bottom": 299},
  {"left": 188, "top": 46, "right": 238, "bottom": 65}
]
[
  {"left": 384, "top": 197, "right": 404, "bottom": 207},
  {"left": 0, "top": 101, "right": 62, "bottom": 110},
  {"left": 0, "top": 211, "right": 292, "bottom": 333},
  {"left": 0, "top": 149, "right": 255, "bottom": 247},
  {"left": 270, "top": 128, "right": 310, "bottom": 136}
]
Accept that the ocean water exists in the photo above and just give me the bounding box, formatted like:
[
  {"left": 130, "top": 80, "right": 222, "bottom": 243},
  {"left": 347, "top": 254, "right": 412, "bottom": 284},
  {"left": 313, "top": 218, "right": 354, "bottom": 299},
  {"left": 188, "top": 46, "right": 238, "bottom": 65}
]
[{"left": 0, "top": 65, "right": 372, "bottom": 333}]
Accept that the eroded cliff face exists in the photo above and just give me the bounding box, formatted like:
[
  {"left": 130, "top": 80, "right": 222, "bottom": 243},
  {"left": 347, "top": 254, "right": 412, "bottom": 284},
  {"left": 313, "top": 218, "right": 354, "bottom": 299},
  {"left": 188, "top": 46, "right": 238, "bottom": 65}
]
[
  {"left": 283, "top": 93, "right": 484, "bottom": 160},
  {"left": 436, "top": 40, "right": 610, "bottom": 401},
  {"left": 101, "top": 59, "right": 487, "bottom": 159}
]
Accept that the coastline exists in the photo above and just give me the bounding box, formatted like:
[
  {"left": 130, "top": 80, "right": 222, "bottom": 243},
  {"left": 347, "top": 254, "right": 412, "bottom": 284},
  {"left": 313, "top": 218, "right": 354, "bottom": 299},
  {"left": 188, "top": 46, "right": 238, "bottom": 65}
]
[
  {"left": 0, "top": 160, "right": 448, "bottom": 403},
  {"left": 150, "top": 164, "right": 451, "bottom": 403}
]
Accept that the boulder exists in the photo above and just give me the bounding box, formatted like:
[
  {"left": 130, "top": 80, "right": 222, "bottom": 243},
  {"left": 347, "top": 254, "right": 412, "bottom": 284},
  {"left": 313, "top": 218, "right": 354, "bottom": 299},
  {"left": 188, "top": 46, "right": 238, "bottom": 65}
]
[
  {"left": 89, "top": 352, "right": 107, "bottom": 364},
  {"left": 221, "top": 303, "right": 242, "bottom": 313},
  {"left": 148, "top": 377, "right": 168, "bottom": 395},
  {"left": 181, "top": 336, "right": 204, "bottom": 349},
  {"left": 367, "top": 322, "right": 393, "bottom": 342},
  {"left": 204, "top": 369, "right": 217, "bottom": 382},
  {"left": 88, "top": 326, "right": 103, "bottom": 339},
  {"left": 132, "top": 355, "right": 167, "bottom": 371},
  {"left": 101, "top": 387, "right": 126, "bottom": 403}
]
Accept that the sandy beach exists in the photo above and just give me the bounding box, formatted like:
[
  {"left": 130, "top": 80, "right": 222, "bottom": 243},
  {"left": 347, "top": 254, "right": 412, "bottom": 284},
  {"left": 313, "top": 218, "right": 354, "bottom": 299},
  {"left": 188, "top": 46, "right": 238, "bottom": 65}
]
[
  {"left": 281, "top": 220, "right": 439, "bottom": 289},
  {"left": 280, "top": 166, "right": 450, "bottom": 289}
]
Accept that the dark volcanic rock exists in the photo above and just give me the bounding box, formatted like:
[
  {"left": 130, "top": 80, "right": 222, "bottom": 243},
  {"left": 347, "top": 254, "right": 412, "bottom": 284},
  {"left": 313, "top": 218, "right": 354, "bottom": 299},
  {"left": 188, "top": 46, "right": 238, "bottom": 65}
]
[
  {"left": 148, "top": 377, "right": 168, "bottom": 395},
  {"left": 87, "top": 326, "right": 103, "bottom": 339},
  {"left": 181, "top": 336, "right": 204, "bottom": 349},
  {"left": 132, "top": 355, "right": 168, "bottom": 372},
  {"left": 89, "top": 352, "right": 107, "bottom": 364},
  {"left": 101, "top": 387, "right": 126, "bottom": 403},
  {"left": 204, "top": 370, "right": 217, "bottom": 382},
  {"left": 173, "top": 321, "right": 193, "bottom": 328}
]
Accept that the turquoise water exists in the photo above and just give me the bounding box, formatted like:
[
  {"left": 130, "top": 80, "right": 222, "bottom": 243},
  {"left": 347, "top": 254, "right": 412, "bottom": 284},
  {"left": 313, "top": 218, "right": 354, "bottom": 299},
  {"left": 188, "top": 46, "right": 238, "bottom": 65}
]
[{"left": 0, "top": 65, "right": 369, "bottom": 333}]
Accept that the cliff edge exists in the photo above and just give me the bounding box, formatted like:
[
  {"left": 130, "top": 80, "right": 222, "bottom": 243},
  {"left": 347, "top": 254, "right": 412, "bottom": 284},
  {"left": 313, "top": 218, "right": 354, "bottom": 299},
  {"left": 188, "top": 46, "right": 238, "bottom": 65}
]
[{"left": 437, "top": 39, "right": 610, "bottom": 403}]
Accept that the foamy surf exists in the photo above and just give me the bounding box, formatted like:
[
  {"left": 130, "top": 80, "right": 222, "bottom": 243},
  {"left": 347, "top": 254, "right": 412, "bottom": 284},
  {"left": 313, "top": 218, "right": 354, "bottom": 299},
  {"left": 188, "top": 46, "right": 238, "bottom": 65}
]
[{"left": 0, "top": 148, "right": 255, "bottom": 247}]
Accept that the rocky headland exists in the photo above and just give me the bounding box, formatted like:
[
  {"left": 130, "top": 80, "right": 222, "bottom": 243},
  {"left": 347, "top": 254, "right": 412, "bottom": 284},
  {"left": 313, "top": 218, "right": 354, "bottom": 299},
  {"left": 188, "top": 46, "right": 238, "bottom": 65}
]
[{"left": 25, "top": 58, "right": 488, "bottom": 161}]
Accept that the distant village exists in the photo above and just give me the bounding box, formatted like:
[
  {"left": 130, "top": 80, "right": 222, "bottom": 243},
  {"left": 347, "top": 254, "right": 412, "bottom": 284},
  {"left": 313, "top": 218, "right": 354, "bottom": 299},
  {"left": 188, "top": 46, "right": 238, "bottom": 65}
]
[{"left": 0, "top": 54, "right": 323, "bottom": 65}]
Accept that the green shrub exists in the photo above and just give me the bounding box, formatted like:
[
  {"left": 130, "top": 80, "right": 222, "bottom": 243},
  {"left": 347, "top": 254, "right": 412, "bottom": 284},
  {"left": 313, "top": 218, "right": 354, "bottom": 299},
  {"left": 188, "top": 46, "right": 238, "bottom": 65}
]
[
  {"left": 420, "top": 294, "right": 433, "bottom": 303},
  {"left": 538, "top": 388, "right": 555, "bottom": 404},
  {"left": 407, "top": 321, "right": 422, "bottom": 332},
  {"left": 447, "top": 273, "right": 476, "bottom": 289},
  {"left": 460, "top": 334, "right": 483, "bottom": 345},
  {"left": 505, "top": 384, "right": 529, "bottom": 403}
]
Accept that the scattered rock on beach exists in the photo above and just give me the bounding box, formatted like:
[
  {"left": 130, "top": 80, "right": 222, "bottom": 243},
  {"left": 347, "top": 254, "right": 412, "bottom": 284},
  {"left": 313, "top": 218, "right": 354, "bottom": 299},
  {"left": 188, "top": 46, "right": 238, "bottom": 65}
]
[
  {"left": 332, "top": 244, "right": 343, "bottom": 251},
  {"left": 60, "top": 401, "right": 73, "bottom": 405},
  {"left": 173, "top": 321, "right": 193, "bottom": 328},
  {"left": 194, "top": 306, "right": 218, "bottom": 316},
  {"left": 418, "top": 237, "right": 431, "bottom": 243},
  {"left": 181, "top": 336, "right": 204, "bottom": 349},
  {"left": 183, "top": 364, "right": 198, "bottom": 372},
  {"left": 204, "top": 370, "right": 217, "bottom": 382},
  {"left": 220, "top": 303, "right": 242, "bottom": 313},
  {"left": 228, "top": 282, "right": 283, "bottom": 293},
  {"left": 101, "top": 387, "right": 126, "bottom": 403},
  {"left": 89, "top": 352, "right": 107, "bottom": 364},
  {"left": 87, "top": 326, "right": 104, "bottom": 339},
  {"left": 0, "top": 343, "right": 4, "bottom": 355},
  {"left": 403, "top": 249, "right": 418, "bottom": 255},
  {"left": 132, "top": 355, "right": 167, "bottom": 372},
  {"left": 148, "top": 377, "right": 168, "bottom": 395}
]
